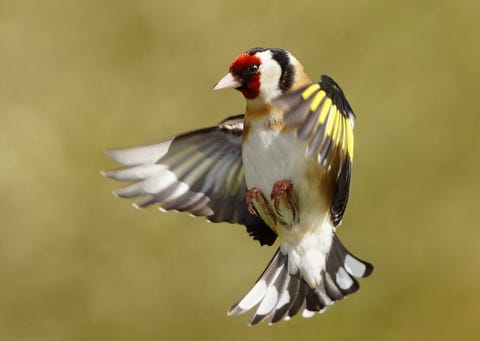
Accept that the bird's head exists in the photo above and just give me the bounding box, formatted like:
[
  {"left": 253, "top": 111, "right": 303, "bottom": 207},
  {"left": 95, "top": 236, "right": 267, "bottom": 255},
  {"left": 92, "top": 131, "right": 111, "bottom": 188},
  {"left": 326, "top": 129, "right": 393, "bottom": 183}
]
[{"left": 214, "top": 47, "right": 309, "bottom": 107}]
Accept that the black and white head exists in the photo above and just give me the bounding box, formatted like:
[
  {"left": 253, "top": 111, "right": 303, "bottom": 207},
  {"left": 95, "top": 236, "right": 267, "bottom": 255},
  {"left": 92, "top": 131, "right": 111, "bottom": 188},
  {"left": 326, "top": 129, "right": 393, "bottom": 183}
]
[{"left": 214, "top": 47, "right": 308, "bottom": 106}]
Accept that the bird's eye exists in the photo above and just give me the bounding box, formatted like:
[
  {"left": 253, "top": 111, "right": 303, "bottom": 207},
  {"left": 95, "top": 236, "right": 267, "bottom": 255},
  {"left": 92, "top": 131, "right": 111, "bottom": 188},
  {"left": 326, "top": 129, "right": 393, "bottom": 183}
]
[{"left": 247, "top": 64, "right": 260, "bottom": 74}]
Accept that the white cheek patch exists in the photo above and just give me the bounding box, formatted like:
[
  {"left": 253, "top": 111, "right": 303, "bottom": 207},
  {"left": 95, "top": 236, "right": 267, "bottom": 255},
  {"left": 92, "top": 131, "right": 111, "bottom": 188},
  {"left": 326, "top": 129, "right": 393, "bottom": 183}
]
[{"left": 256, "top": 50, "right": 283, "bottom": 100}]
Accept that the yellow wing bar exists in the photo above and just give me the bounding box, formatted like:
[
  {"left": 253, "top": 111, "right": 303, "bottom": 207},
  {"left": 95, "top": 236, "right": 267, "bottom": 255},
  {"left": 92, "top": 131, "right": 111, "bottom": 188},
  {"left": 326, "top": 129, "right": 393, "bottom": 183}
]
[
  {"left": 300, "top": 82, "right": 354, "bottom": 161},
  {"left": 276, "top": 75, "right": 356, "bottom": 225}
]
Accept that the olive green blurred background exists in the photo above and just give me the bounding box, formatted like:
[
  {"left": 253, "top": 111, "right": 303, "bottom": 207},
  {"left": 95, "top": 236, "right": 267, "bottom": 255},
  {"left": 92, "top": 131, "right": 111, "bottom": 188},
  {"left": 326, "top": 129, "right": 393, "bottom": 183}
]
[{"left": 1, "top": 0, "right": 479, "bottom": 340}]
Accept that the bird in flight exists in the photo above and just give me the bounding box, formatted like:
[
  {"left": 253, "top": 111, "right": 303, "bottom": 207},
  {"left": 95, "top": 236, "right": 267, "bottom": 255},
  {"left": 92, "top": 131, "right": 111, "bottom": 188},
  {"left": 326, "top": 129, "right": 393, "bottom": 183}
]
[{"left": 103, "top": 47, "right": 373, "bottom": 325}]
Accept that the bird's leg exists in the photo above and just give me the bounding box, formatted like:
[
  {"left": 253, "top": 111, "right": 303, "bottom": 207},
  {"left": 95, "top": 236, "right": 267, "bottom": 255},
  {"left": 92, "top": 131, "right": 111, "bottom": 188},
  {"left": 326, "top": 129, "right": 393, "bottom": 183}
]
[
  {"left": 271, "top": 180, "right": 298, "bottom": 226},
  {"left": 246, "top": 187, "right": 276, "bottom": 227}
]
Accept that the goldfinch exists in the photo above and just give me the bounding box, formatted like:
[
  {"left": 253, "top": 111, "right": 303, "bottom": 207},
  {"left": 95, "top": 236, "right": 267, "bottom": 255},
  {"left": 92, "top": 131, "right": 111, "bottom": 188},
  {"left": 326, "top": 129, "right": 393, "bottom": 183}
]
[{"left": 103, "top": 47, "right": 373, "bottom": 325}]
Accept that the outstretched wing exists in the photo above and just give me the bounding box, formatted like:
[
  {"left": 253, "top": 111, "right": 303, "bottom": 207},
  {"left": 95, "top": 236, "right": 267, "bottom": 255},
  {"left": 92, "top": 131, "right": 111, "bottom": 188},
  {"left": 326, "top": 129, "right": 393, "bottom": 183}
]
[
  {"left": 273, "top": 75, "right": 355, "bottom": 226},
  {"left": 103, "top": 114, "right": 277, "bottom": 246}
]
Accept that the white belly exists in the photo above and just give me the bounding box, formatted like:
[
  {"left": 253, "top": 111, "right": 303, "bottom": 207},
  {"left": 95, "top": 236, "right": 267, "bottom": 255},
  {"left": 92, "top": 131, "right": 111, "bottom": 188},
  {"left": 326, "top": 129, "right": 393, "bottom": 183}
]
[
  {"left": 242, "top": 121, "right": 329, "bottom": 224},
  {"left": 242, "top": 119, "right": 333, "bottom": 287},
  {"left": 243, "top": 127, "right": 306, "bottom": 196}
]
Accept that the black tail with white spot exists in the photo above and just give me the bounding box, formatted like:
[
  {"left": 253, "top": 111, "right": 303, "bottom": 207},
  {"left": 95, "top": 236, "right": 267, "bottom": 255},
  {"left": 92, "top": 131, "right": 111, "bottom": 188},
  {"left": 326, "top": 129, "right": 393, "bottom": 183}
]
[{"left": 228, "top": 233, "right": 373, "bottom": 325}]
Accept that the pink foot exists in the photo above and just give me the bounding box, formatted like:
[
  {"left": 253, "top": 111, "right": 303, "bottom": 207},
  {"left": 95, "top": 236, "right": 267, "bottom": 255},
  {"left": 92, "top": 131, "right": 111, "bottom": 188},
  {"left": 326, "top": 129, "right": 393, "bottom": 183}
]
[
  {"left": 245, "top": 187, "right": 276, "bottom": 226},
  {"left": 270, "top": 180, "right": 298, "bottom": 224}
]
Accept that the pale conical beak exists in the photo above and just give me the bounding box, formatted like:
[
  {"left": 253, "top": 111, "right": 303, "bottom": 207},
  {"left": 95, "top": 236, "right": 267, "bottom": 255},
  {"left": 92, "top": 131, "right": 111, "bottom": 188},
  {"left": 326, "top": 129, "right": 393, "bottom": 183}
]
[{"left": 213, "top": 72, "right": 242, "bottom": 91}]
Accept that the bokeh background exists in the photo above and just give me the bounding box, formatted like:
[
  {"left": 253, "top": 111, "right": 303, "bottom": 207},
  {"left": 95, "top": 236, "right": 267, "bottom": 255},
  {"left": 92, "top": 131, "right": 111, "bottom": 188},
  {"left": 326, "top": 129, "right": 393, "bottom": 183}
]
[{"left": 1, "top": 0, "right": 479, "bottom": 340}]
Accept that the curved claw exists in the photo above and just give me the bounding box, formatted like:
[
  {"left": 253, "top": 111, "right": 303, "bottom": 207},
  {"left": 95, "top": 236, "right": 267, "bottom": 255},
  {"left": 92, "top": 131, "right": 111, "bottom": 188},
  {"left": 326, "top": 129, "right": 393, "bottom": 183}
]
[
  {"left": 270, "top": 180, "right": 298, "bottom": 225},
  {"left": 246, "top": 187, "right": 276, "bottom": 227}
]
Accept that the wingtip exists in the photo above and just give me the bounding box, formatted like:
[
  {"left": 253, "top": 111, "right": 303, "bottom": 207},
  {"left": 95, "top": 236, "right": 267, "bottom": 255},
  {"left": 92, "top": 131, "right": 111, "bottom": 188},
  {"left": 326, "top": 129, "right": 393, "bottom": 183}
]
[
  {"left": 104, "top": 148, "right": 131, "bottom": 166},
  {"left": 101, "top": 169, "right": 117, "bottom": 179},
  {"left": 104, "top": 149, "right": 115, "bottom": 158}
]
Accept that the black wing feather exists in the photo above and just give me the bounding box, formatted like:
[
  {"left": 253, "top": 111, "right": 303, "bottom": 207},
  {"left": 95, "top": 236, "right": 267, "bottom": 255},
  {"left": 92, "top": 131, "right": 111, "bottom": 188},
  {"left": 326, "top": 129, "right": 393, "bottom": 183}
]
[
  {"left": 104, "top": 114, "right": 277, "bottom": 246},
  {"left": 273, "top": 75, "right": 356, "bottom": 226}
]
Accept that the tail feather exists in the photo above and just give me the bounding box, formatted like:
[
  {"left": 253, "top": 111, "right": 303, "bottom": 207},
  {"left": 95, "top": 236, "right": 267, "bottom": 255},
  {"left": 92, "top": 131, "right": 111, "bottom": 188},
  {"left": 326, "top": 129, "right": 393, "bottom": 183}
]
[
  {"left": 228, "top": 233, "right": 373, "bottom": 325},
  {"left": 287, "top": 278, "right": 307, "bottom": 319},
  {"left": 333, "top": 234, "right": 374, "bottom": 278},
  {"left": 248, "top": 265, "right": 289, "bottom": 325},
  {"left": 228, "top": 251, "right": 285, "bottom": 317},
  {"left": 269, "top": 274, "right": 299, "bottom": 323}
]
